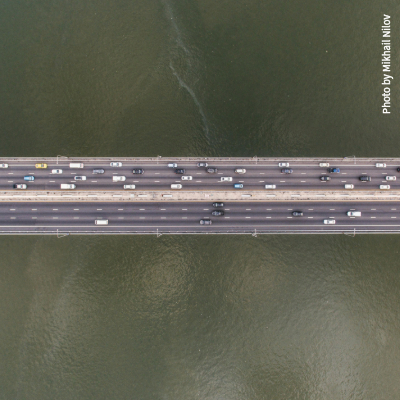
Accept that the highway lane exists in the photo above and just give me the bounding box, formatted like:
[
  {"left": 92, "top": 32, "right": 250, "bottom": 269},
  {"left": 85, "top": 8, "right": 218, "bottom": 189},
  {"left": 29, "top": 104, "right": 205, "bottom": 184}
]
[
  {"left": 2, "top": 202, "right": 400, "bottom": 233},
  {"left": 1, "top": 159, "right": 400, "bottom": 191}
]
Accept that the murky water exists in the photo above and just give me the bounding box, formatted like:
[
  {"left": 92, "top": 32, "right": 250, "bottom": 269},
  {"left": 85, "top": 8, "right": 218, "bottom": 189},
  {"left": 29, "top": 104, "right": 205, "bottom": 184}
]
[{"left": 1, "top": 0, "right": 400, "bottom": 398}]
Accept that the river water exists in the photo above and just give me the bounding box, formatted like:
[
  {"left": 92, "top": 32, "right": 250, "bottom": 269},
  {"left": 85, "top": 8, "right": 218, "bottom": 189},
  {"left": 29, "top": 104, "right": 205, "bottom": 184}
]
[{"left": 1, "top": 0, "right": 400, "bottom": 399}]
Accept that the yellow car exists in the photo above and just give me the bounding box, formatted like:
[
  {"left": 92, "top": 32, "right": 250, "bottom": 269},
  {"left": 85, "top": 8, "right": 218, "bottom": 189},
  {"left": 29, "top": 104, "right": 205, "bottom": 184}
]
[{"left": 35, "top": 163, "right": 48, "bottom": 169}]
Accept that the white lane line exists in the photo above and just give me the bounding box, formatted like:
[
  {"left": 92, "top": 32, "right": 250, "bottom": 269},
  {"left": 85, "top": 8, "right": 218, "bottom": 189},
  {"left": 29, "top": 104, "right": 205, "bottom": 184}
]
[
  {"left": 259, "top": 181, "right": 265, "bottom": 183},
  {"left": 280, "top": 181, "right": 285, "bottom": 182},
  {"left": 196, "top": 181, "right": 202, "bottom": 182},
  {"left": 342, "top": 173, "right": 347, "bottom": 174},
  {"left": 161, "top": 209, "right": 166, "bottom": 211},
  {"left": 155, "top": 173, "right": 160, "bottom": 174},
  {"left": 260, "top": 173, "right": 265, "bottom": 175},
  {"left": 70, "top": 172, "right": 76, "bottom": 174},
  {"left": 10, "top": 209, "right": 15, "bottom": 211},
  {"left": 288, "top": 209, "right": 293, "bottom": 210},
  {"left": 267, "top": 209, "right": 272, "bottom": 211},
  {"left": 74, "top": 217, "right": 79, "bottom": 219},
  {"left": 49, "top": 181, "right": 55, "bottom": 182},
  {"left": 391, "top": 208, "right": 397, "bottom": 210},
  {"left": 31, "top": 209, "right": 37, "bottom": 211},
  {"left": 301, "top": 173, "right": 307, "bottom": 175},
  {"left": 154, "top": 181, "right": 160, "bottom": 182},
  {"left": 139, "top": 217, "right": 145, "bottom": 219},
  {"left": 391, "top": 217, "right": 397, "bottom": 219},
  {"left": 225, "top": 209, "right": 230, "bottom": 211},
  {"left": 287, "top": 217, "right": 293, "bottom": 219},
  {"left": 341, "top": 181, "right": 347, "bottom": 182},
  {"left": 133, "top": 181, "right": 139, "bottom": 183},
  {"left": 74, "top": 209, "right": 79, "bottom": 211},
  {"left": 245, "top": 217, "right": 251, "bottom": 219},
  {"left": 97, "top": 209, "right": 102, "bottom": 211},
  {"left": 119, "top": 217, "right": 125, "bottom": 219},
  {"left": 301, "top": 181, "right": 306, "bottom": 182},
  {"left": 239, "top": 180, "right": 244, "bottom": 182},
  {"left": 118, "top": 209, "right": 123, "bottom": 211},
  {"left": 140, "top": 209, "right": 145, "bottom": 210},
  {"left": 7, "top": 173, "right": 13, "bottom": 174},
  {"left": 161, "top": 217, "right": 166, "bottom": 219},
  {"left": 203, "top": 209, "right": 209, "bottom": 210},
  {"left": 53, "top": 217, "right": 58, "bottom": 219},
  {"left": 371, "top": 209, "right": 376, "bottom": 210},
  {"left": 7, "top": 181, "right": 13, "bottom": 182},
  {"left": 182, "top": 217, "right": 187, "bottom": 219},
  {"left": 32, "top": 217, "right": 37, "bottom": 219},
  {"left": 53, "top": 209, "right": 58, "bottom": 211},
  {"left": 371, "top": 217, "right": 376, "bottom": 219},
  {"left": 196, "top": 173, "right": 202, "bottom": 174},
  {"left": 308, "top": 209, "right": 314, "bottom": 210},
  {"left": 10, "top": 217, "right": 16, "bottom": 219},
  {"left": 330, "top": 209, "right": 335, "bottom": 210},
  {"left": 91, "top": 181, "right": 97, "bottom": 182},
  {"left": 266, "top": 216, "right": 271, "bottom": 218},
  {"left": 308, "top": 217, "right": 313, "bottom": 219},
  {"left": 182, "top": 209, "right": 187, "bottom": 210},
  {"left": 246, "top": 209, "right": 251, "bottom": 210}
]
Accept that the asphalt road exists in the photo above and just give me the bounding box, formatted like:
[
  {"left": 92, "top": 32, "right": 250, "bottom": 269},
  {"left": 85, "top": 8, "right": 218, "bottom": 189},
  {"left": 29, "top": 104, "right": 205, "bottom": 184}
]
[
  {"left": 1, "top": 159, "right": 400, "bottom": 192},
  {"left": 1, "top": 201, "right": 400, "bottom": 234}
]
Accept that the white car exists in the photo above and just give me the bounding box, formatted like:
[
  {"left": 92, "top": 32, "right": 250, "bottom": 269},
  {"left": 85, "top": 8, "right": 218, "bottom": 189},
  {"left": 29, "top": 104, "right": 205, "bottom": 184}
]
[
  {"left": 0, "top": 163, "right": 8, "bottom": 168},
  {"left": 220, "top": 177, "right": 233, "bottom": 182},
  {"left": 168, "top": 163, "right": 178, "bottom": 168},
  {"left": 14, "top": 184, "right": 27, "bottom": 189},
  {"left": 347, "top": 211, "right": 361, "bottom": 217},
  {"left": 171, "top": 184, "right": 182, "bottom": 189},
  {"left": 52, "top": 169, "right": 62, "bottom": 174},
  {"left": 110, "top": 162, "right": 122, "bottom": 167},
  {"left": 380, "top": 185, "right": 390, "bottom": 190},
  {"left": 344, "top": 184, "right": 354, "bottom": 189},
  {"left": 386, "top": 176, "right": 396, "bottom": 181},
  {"left": 74, "top": 176, "right": 86, "bottom": 181},
  {"left": 123, "top": 184, "right": 136, "bottom": 189},
  {"left": 112, "top": 176, "right": 126, "bottom": 182},
  {"left": 319, "top": 163, "right": 330, "bottom": 167},
  {"left": 234, "top": 168, "right": 246, "bottom": 174},
  {"left": 181, "top": 176, "right": 192, "bottom": 181},
  {"left": 278, "top": 162, "right": 289, "bottom": 167},
  {"left": 265, "top": 184, "right": 276, "bottom": 189},
  {"left": 323, "top": 219, "right": 336, "bottom": 224},
  {"left": 376, "top": 163, "right": 386, "bottom": 168}
]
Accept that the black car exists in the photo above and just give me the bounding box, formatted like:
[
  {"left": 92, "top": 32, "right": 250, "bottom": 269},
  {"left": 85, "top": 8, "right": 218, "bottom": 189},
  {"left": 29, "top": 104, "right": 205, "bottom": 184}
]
[
  {"left": 292, "top": 211, "right": 303, "bottom": 217},
  {"left": 206, "top": 168, "right": 218, "bottom": 173},
  {"left": 397, "top": 167, "right": 400, "bottom": 172},
  {"left": 93, "top": 169, "right": 105, "bottom": 174},
  {"left": 359, "top": 176, "right": 371, "bottom": 181},
  {"left": 200, "top": 219, "right": 212, "bottom": 225},
  {"left": 175, "top": 169, "right": 185, "bottom": 174},
  {"left": 212, "top": 210, "right": 224, "bottom": 216},
  {"left": 197, "top": 162, "right": 208, "bottom": 167},
  {"left": 328, "top": 168, "right": 340, "bottom": 173},
  {"left": 320, "top": 176, "right": 331, "bottom": 181},
  {"left": 132, "top": 169, "right": 144, "bottom": 174},
  {"left": 212, "top": 202, "right": 224, "bottom": 207},
  {"left": 281, "top": 168, "right": 293, "bottom": 174}
]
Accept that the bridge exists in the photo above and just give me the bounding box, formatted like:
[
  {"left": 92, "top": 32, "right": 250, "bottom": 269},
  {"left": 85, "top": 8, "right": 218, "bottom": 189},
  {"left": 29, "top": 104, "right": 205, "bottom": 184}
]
[{"left": 1, "top": 157, "right": 400, "bottom": 235}]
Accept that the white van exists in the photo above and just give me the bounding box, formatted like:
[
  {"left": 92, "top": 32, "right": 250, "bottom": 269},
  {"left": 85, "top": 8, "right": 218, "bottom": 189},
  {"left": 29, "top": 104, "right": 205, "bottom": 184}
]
[
  {"left": 380, "top": 185, "right": 390, "bottom": 190},
  {"left": 171, "top": 184, "right": 182, "bottom": 189},
  {"left": 60, "top": 184, "right": 76, "bottom": 189},
  {"left": 265, "top": 184, "right": 276, "bottom": 189},
  {"left": 123, "top": 184, "right": 136, "bottom": 189},
  {"left": 69, "top": 163, "right": 84, "bottom": 168},
  {"left": 344, "top": 184, "right": 354, "bottom": 189},
  {"left": 319, "top": 162, "right": 330, "bottom": 167},
  {"left": 112, "top": 176, "right": 126, "bottom": 182},
  {"left": 347, "top": 211, "right": 361, "bottom": 217},
  {"left": 95, "top": 220, "right": 108, "bottom": 225}
]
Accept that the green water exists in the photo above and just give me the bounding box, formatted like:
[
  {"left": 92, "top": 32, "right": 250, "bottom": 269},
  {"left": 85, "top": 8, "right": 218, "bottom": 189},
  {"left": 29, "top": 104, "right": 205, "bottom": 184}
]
[{"left": 1, "top": 0, "right": 400, "bottom": 398}]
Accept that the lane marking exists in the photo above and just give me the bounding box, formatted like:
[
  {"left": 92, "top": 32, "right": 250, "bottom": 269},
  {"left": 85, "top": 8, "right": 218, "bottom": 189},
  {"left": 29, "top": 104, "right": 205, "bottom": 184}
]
[
  {"left": 154, "top": 181, "right": 160, "bottom": 182},
  {"left": 32, "top": 217, "right": 37, "bottom": 219},
  {"left": 245, "top": 217, "right": 251, "bottom": 219},
  {"left": 140, "top": 209, "right": 145, "bottom": 210},
  {"left": 53, "top": 217, "right": 58, "bottom": 219},
  {"left": 74, "top": 217, "right": 79, "bottom": 219},
  {"left": 49, "top": 181, "right": 55, "bottom": 183},
  {"left": 280, "top": 181, "right": 285, "bottom": 182},
  {"left": 53, "top": 209, "right": 58, "bottom": 211},
  {"left": 74, "top": 209, "right": 79, "bottom": 211},
  {"left": 10, "top": 217, "right": 16, "bottom": 219},
  {"left": 371, "top": 217, "right": 376, "bottom": 219},
  {"left": 10, "top": 209, "right": 15, "bottom": 211},
  {"left": 308, "top": 217, "right": 313, "bottom": 219},
  {"left": 31, "top": 209, "right": 37, "bottom": 211},
  {"left": 301, "top": 181, "right": 306, "bottom": 182},
  {"left": 97, "top": 209, "right": 102, "bottom": 211},
  {"left": 118, "top": 209, "right": 124, "bottom": 211}
]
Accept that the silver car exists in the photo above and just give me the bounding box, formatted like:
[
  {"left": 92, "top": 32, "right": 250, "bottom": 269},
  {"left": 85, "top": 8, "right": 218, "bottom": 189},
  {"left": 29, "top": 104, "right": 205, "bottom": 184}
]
[
  {"left": 110, "top": 162, "right": 122, "bottom": 167},
  {"left": 386, "top": 176, "right": 396, "bottom": 181}
]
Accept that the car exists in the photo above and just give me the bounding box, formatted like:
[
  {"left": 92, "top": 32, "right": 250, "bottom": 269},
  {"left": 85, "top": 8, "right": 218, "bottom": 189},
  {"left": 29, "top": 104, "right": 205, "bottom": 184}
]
[
  {"left": 376, "top": 163, "right": 386, "bottom": 168},
  {"left": 212, "top": 210, "right": 224, "bottom": 216},
  {"left": 320, "top": 176, "right": 331, "bottom": 181},
  {"left": 386, "top": 176, "right": 396, "bottom": 181},
  {"left": 206, "top": 168, "right": 218, "bottom": 173},
  {"left": 175, "top": 169, "right": 185, "bottom": 174},
  {"left": 171, "top": 184, "right": 182, "bottom": 189},
  {"left": 132, "top": 169, "right": 144, "bottom": 174},
  {"left": 197, "top": 162, "right": 208, "bottom": 167},
  {"left": 200, "top": 219, "right": 212, "bottom": 225},
  {"left": 292, "top": 211, "right": 303, "bottom": 217},
  {"left": 52, "top": 169, "right": 62, "bottom": 174},
  {"left": 359, "top": 176, "right": 371, "bottom": 181},
  {"left": 278, "top": 162, "right": 289, "bottom": 167},
  {"left": 60, "top": 184, "right": 76, "bottom": 189},
  {"left": 123, "top": 184, "right": 136, "bottom": 189},
  {"left": 181, "top": 176, "right": 192, "bottom": 181},
  {"left": 265, "top": 184, "right": 276, "bottom": 189},
  {"left": 328, "top": 168, "right": 340, "bottom": 173},
  {"left": 112, "top": 176, "right": 126, "bottom": 182},
  {"left": 221, "top": 177, "right": 233, "bottom": 182},
  {"left": 35, "top": 163, "right": 47, "bottom": 169},
  {"left": 24, "top": 176, "right": 35, "bottom": 181},
  {"left": 347, "top": 211, "right": 361, "bottom": 217},
  {"left": 281, "top": 168, "right": 293, "bottom": 174},
  {"left": 212, "top": 202, "right": 224, "bottom": 207},
  {"left": 344, "top": 184, "right": 354, "bottom": 189},
  {"left": 397, "top": 167, "right": 400, "bottom": 172},
  {"left": 93, "top": 169, "right": 104, "bottom": 174},
  {"left": 168, "top": 163, "right": 178, "bottom": 168},
  {"left": 319, "top": 163, "right": 330, "bottom": 167},
  {"left": 380, "top": 185, "right": 390, "bottom": 190},
  {"left": 14, "top": 183, "right": 27, "bottom": 189},
  {"left": 110, "top": 162, "right": 122, "bottom": 167},
  {"left": 0, "top": 164, "right": 8, "bottom": 168},
  {"left": 74, "top": 176, "right": 86, "bottom": 181},
  {"left": 324, "top": 219, "right": 336, "bottom": 224},
  {"left": 234, "top": 168, "right": 246, "bottom": 174},
  {"left": 233, "top": 183, "right": 243, "bottom": 189}
]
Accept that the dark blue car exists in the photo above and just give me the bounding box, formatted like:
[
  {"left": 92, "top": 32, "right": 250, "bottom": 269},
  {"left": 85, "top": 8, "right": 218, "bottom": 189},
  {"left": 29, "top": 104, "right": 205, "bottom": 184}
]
[
  {"left": 24, "top": 176, "right": 35, "bottom": 181},
  {"left": 328, "top": 168, "right": 340, "bottom": 173}
]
